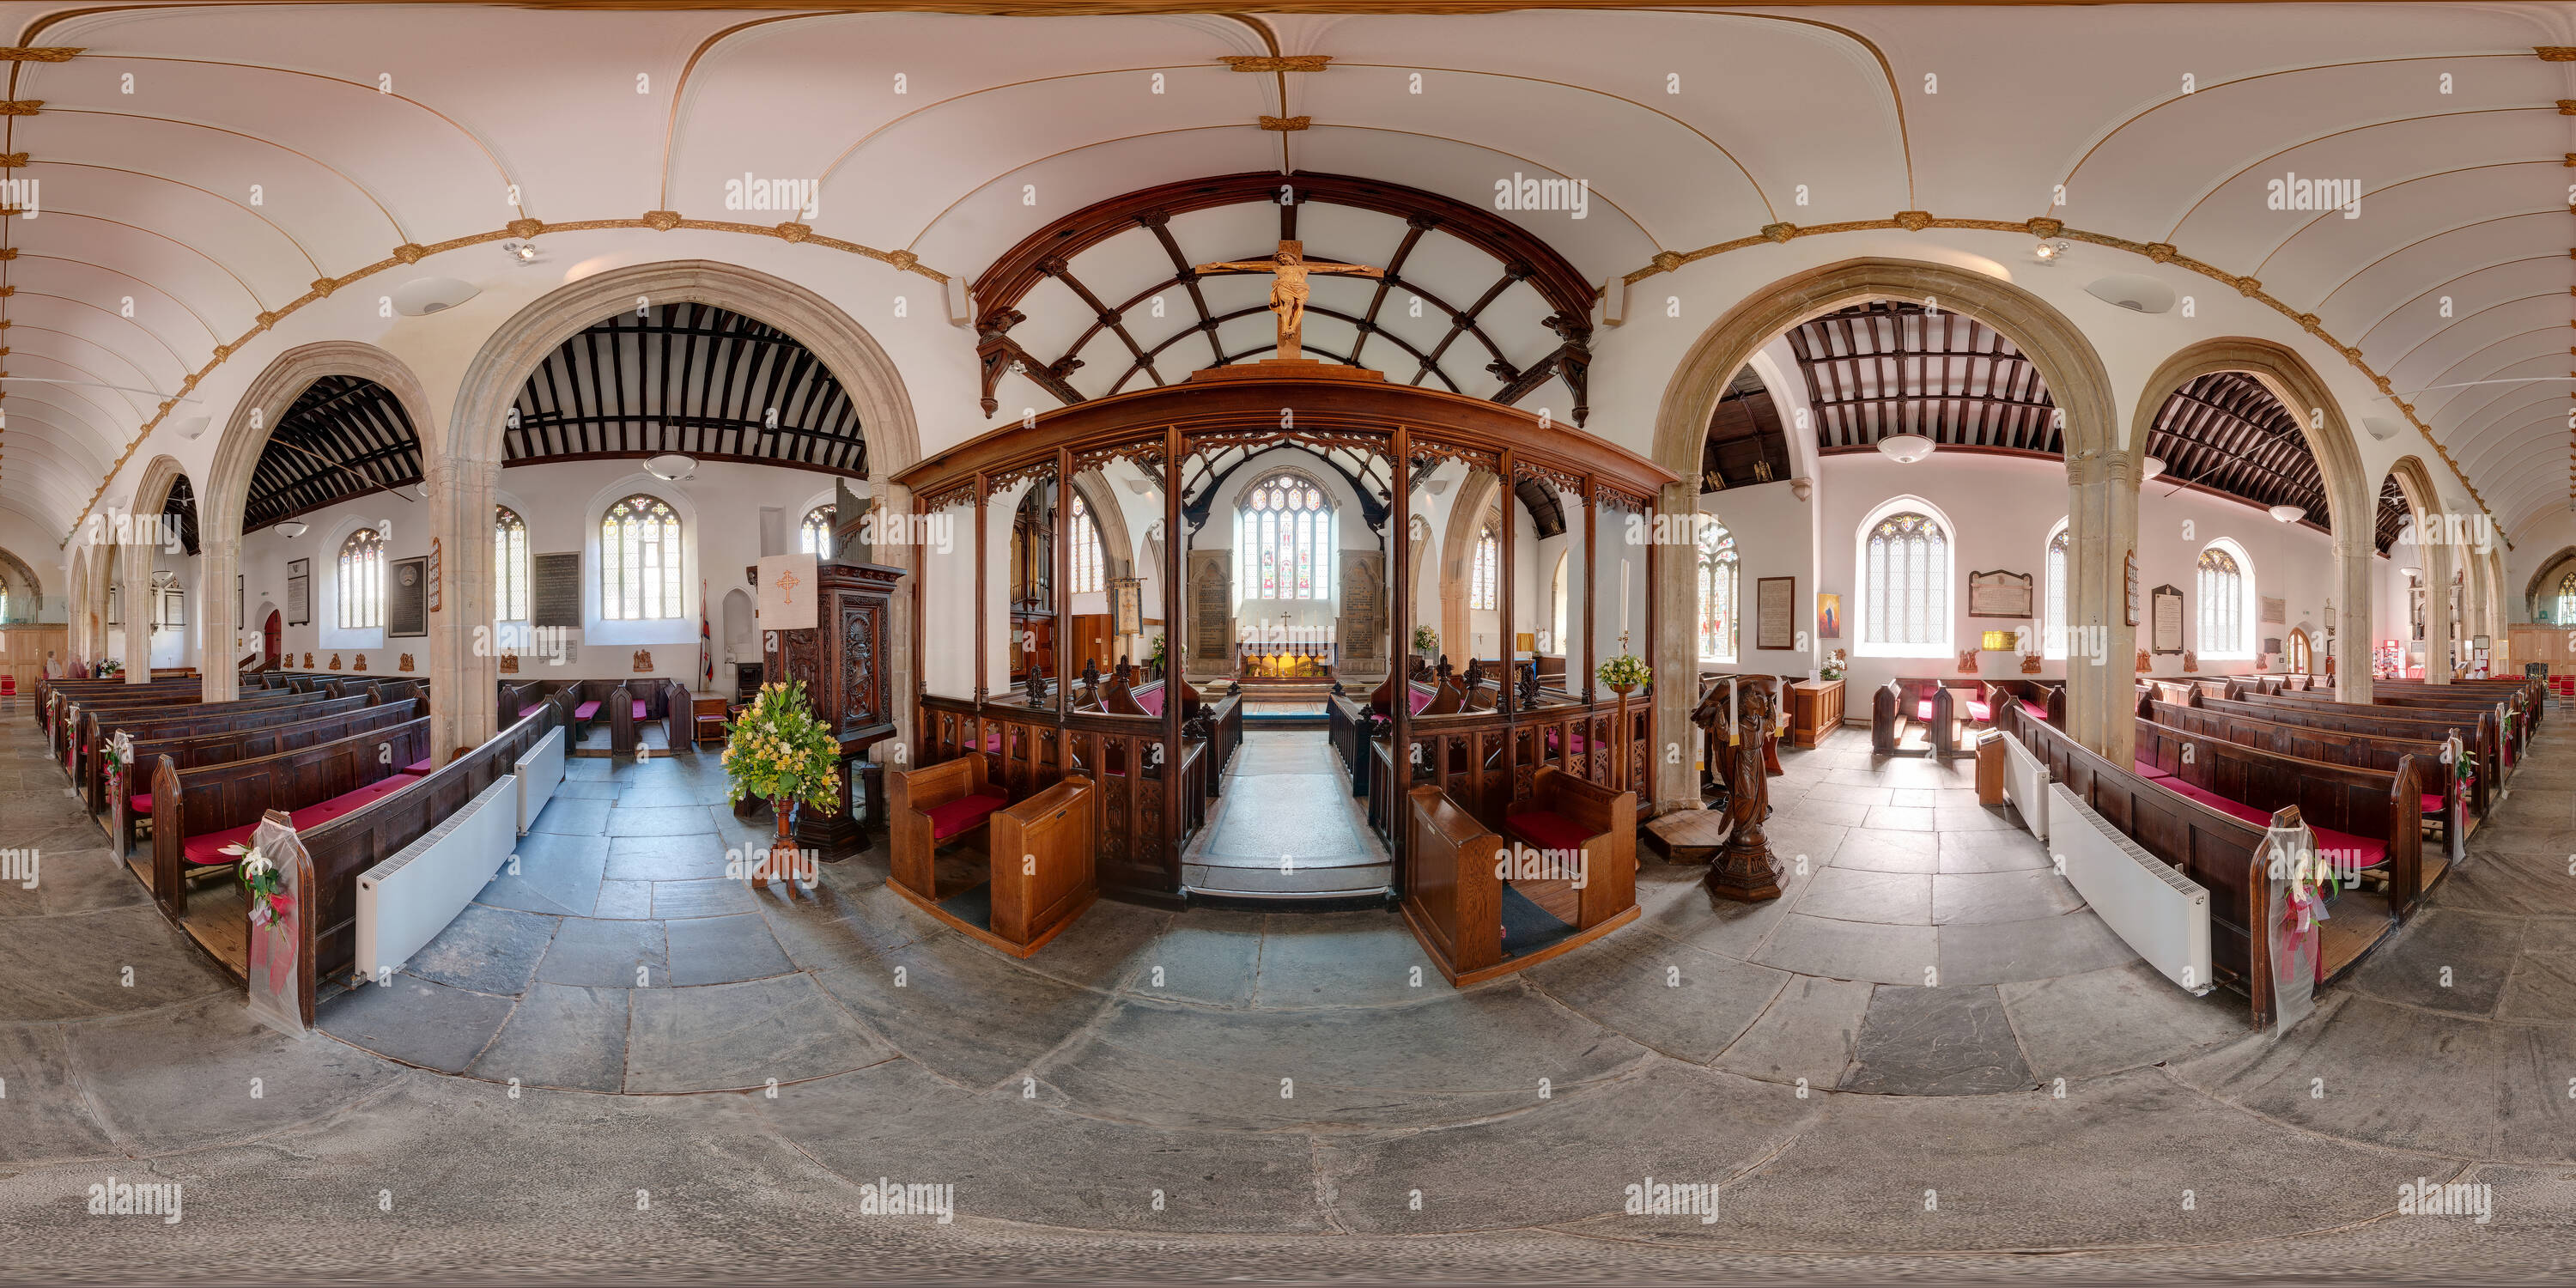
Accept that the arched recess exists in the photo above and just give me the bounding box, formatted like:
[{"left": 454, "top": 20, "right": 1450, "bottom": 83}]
[
  {"left": 124, "top": 456, "right": 193, "bottom": 683},
  {"left": 2380, "top": 456, "right": 2451, "bottom": 683},
  {"left": 444, "top": 261, "right": 924, "bottom": 754},
  {"left": 64, "top": 544, "right": 88, "bottom": 660},
  {"left": 1441, "top": 467, "right": 1504, "bottom": 664},
  {"left": 0, "top": 544, "right": 41, "bottom": 623},
  {"left": 203, "top": 343, "right": 434, "bottom": 708},
  {"left": 2520, "top": 546, "right": 2576, "bottom": 623},
  {"left": 1649, "top": 258, "right": 2123, "bottom": 804},
  {"left": 2129, "top": 338, "right": 2372, "bottom": 702}
]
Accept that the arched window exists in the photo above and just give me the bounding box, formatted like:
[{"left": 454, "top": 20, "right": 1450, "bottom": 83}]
[
  {"left": 1697, "top": 518, "right": 1738, "bottom": 662},
  {"left": 2287, "top": 628, "right": 2313, "bottom": 674},
  {"left": 1236, "top": 473, "right": 1334, "bottom": 602},
  {"left": 1470, "top": 524, "right": 1499, "bottom": 611},
  {"left": 2196, "top": 543, "right": 2251, "bottom": 657},
  {"left": 337, "top": 527, "right": 385, "bottom": 629},
  {"left": 601, "top": 494, "right": 684, "bottom": 620},
  {"left": 495, "top": 506, "right": 529, "bottom": 622},
  {"left": 1550, "top": 551, "right": 1569, "bottom": 653},
  {"left": 2555, "top": 569, "right": 2576, "bottom": 625},
  {"left": 2043, "top": 520, "right": 2070, "bottom": 659},
  {"left": 1858, "top": 506, "right": 1951, "bottom": 656},
  {"left": 1069, "top": 495, "right": 1105, "bottom": 595},
  {"left": 799, "top": 504, "right": 835, "bottom": 558}
]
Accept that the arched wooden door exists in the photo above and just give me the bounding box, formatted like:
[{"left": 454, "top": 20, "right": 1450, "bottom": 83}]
[
  {"left": 2287, "top": 628, "right": 2312, "bottom": 676},
  {"left": 262, "top": 610, "right": 282, "bottom": 667}
]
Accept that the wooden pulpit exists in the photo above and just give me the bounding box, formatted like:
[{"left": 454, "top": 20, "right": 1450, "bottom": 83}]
[{"left": 753, "top": 559, "right": 905, "bottom": 848}]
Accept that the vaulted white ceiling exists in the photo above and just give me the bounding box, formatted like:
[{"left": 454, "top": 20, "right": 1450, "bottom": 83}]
[{"left": 0, "top": 3, "right": 2564, "bottom": 541}]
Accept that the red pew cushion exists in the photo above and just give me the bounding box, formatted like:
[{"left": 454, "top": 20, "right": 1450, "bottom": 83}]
[
  {"left": 573, "top": 700, "right": 601, "bottom": 720},
  {"left": 1136, "top": 688, "right": 1164, "bottom": 716},
  {"left": 1915, "top": 700, "right": 1935, "bottom": 720},
  {"left": 632, "top": 701, "right": 649, "bottom": 720},
  {"left": 2134, "top": 760, "right": 2173, "bottom": 781},
  {"left": 2422, "top": 793, "right": 2445, "bottom": 814},
  {"left": 2021, "top": 699, "right": 2049, "bottom": 721},
  {"left": 1964, "top": 700, "right": 1993, "bottom": 721},
  {"left": 287, "top": 776, "right": 413, "bottom": 829},
  {"left": 1504, "top": 809, "right": 1595, "bottom": 853},
  {"left": 182, "top": 821, "right": 257, "bottom": 866},
  {"left": 398, "top": 756, "right": 434, "bottom": 777},
  {"left": 1409, "top": 688, "right": 1436, "bottom": 714},
  {"left": 925, "top": 792, "right": 1007, "bottom": 841},
  {"left": 517, "top": 704, "right": 544, "bottom": 720},
  {"left": 2153, "top": 777, "right": 2390, "bottom": 870},
  {"left": 129, "top": 792, "right": 153, "bottom": 815}
]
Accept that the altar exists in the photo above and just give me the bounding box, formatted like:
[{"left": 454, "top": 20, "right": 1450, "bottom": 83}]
[{"left": 1237, "top": 640, "right": 1336, "bottom": 680}]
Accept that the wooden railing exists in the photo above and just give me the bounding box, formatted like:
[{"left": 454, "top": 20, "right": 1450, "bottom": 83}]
[
  {"left": 918, "top": 692, "right": 1237, "bottom": 899},
  {"left": 1366, "top": 694, "right": 1648, "bottom": 848}
]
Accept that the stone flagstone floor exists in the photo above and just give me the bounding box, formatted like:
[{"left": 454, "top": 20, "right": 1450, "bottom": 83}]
[{"left": 6, "top": 702, "right": 2576, "bottom": 1280}]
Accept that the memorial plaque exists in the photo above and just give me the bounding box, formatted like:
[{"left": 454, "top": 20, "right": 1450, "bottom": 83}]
[
  {"left": 1189, "top": 550, "right": 1231, "bottom": 663},
  {"left": 532, "top": 552, "right": 581, "bottom": 629},
  {"left": 2151, "top": 583, "right": 2184, "bottom": 655},
  {"left": 286, "top": 559, "right": 310, "bottom": 627},
  {"left": 387, "top": 557, "right": 427, "bottom": 637},
  {"left": 1337, "top": 550, "right": 1383, "bottom": 661}
]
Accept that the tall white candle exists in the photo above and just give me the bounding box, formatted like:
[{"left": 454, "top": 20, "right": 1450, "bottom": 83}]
[{"left": 1619, "top": 559, "right": 1631, "bottom": 639}]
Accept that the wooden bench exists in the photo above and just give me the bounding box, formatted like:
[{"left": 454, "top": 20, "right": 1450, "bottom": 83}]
[
  {"left": 889, "top": 756, "right": 1012, "bottom": 892},
  {"left": 887, "top": 773, "right": 1098, "bottom": 957},
  {"left": 1499, "top": 766, "right": 1637, "bottom": 934},
  {"left": 1983, "top": 678, "right": 2064, "bottom": 730},
  {"left": 112, "top": 699, "right": 422, "bottom": 858},
  {"left": 84, "top": 691, "right": 366, "bottom": 817},
  {"left": 2243, "top": 686, "right": 2520, "bottom": 776},
  {"left": 2144, "top": 696, "right": 2468, "bottom": 872},
  {"left": 2197, "top": 690, "right": 2495, "bottom": 814},
  {"left": 147, "top": 715, "right": 437, "bottom": 916},
  {"left": 1400, "top": 781, "right": 1640, "bottom": 987},
  {"left": 70, "top": 688, "right": 335, "bottom": 792},
  {"left": 2131, "top": 715, "right": 2426, "bottom": 914}
]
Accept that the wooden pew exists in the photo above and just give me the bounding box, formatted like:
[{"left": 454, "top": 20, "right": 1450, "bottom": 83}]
[
  {"left": 84, "top": 691, "right": 361, "bottom": 816},
  {"left": 2144, "top": 695, "right": 2468, "bottom": 871},
  {"left": 148, "top": 715, "right": 437, "bottom": 915},
  {"left": 2249, "top": 685, "right": 2523, "bottom": 774},
  {"left": 1873, "top": 679, "right": 1959, "bottom": 756},
  {"left": 2132, "top": 713, "right": 2425, "bottom": 919},
  {"left": 888, "top": 770, "right": 1098, "bottom": 957},
  {"left": 2198, "top": 690, "right": 2496, "bottom": 817},
  {"left": 112, "top": 699, "right": 422, "bottom": 858},
  {"left": 1983, "top": 678, "right": 2065, "bottom": 730},
  {"left": 1399, "top": 781, "right": 1641, "bottom": 986},
  {"left": 71, "top": 688, "right": 334, "bottom": 792}
]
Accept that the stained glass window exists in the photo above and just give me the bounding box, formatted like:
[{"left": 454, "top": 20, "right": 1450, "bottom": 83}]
[
  {"left": 1471, "top": 525, "right": 1498, "bottom": 611},
  {"left": 601, "top": 495, "right": 684, "bottom": 620},
  {"left": 337, "top": 527, "right": 385, "bottom": 630},
  {"left": 1863, "top": 511, "right": 1948, "bottom": 649},
  {"left": 1698, "top": 519, "right": 1737, "bottom": 662},
  {"left": 1070, "top": 496, "right": 1104, "bottom": 594},
  {"left": 2556, "top": 570, "right": 2576, "bottom": 625},
  {"left": 2044, "top": 523, "right": 2069, "bottom": 659},
  {"left": 2197, "top": 544, "right": 2246, "bottom": 655},
  {"left": 800, "top": 505, "right": 835, "bottom": 558},
  {"left": 495, "top": 506, "right": 529, "bottom": 622},
  {"left": 1237, "top": 474, "right": 1332, "bottom": 602}
]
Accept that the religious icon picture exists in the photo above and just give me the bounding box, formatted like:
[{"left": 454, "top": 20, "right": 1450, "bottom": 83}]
[{"left": 1816, "top": 592, "right": 1841, "bottom": 640}]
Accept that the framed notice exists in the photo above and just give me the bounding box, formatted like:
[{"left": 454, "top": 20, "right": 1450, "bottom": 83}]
[
  {"left": 1110, "top": 577, "right": 1143, "bottom": 637},
  {"left": 387, "top": 557, "right": 428, "bottom": 637},
  {"left": 532, "top": 553, "right": 581, "bottom": 629},
  {"left": 2123, "top": 551, "right": 2139, "bottom": 627},
  {"left": 2262, "top": 595, "right": 2286, "bottom": 625},
  {"left": 1756, "top": 575, "right": 1795, "bottom": 651},
  {"left": 2150, "top": 583, "right": 2184, "bottom": 655},
  {"left": 1966, "top": 568, "right": 2034, "bottom": 619},
  {"left": 286, "top": 558, "right": 311, "bottom": 627}
]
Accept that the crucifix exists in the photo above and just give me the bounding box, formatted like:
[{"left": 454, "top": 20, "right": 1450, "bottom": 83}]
[{"left": 1194, "top": 240, "right": 1383, "bottom": 361}]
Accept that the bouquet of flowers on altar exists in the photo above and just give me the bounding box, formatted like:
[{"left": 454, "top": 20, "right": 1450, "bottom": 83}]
[
  {"left": 1596, "top": 653, "right": 1650, "bottom": 691},
  {"left": 100, "top": 729, "right": 136, "bottom": 787},
  {"left": 720, "top": 680, "right": 842, "bottom": 816},
  {"left": 96, "top": 658, "right": 124, "bottom": 677},
  {"left": 1412, "top": 624, "right": 1440, "bottom": 656},
  {"left": 223, "top": 843, "right": 295, "bottom": 928}
]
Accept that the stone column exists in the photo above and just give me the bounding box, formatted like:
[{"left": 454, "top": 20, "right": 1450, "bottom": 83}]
[
  {"left": 2331, "top": 529, "right": 2372, "bottom": 703},
  {"left": 2423, "top": 535, "right": 2454, "bottom": 683},
  {"left": 1650, "top": 479, "right": 1698, "bottom": 816},
  {"left": 874, "top": 478, "right": 916, "bottom": 756},
  {"left": 427, "top": 452, "right": 501, "bottom": 761},
  {"left": 197, "top": 537, "right": 240, "bottom": 702},
  {"left": 120, "top": 532, "right": 152, "bottom": 683},
  {"left": 2064, "top": 448, "right": 2142, "bottom": 763}
]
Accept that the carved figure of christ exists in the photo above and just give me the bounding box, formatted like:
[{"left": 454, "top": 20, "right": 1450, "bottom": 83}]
[{"left": 1194, "top": 240, "right": 1383, "bottom": 361}]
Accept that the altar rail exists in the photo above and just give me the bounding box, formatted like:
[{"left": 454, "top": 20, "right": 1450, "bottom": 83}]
[{"left": 918, "top": 693, "right": 1239, "bottom": 899}]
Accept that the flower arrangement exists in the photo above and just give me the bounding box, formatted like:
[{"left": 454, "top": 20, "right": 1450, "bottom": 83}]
[
  {"left": 96, "top": 658, "right": 124, "bottom": 677},
  {"left": 1596, "top": 653, "right": 1650, "bottom": 691},
  {"left": 224, "top": 842, "right": 295, "bottom": 928},
  {"left": 1820, "top": 649, "right": 1848, "bottom": 682},
  {"left": 100, "top": 730, "right": 135, "bottom": 788},
  {"left": 1146, "top": 631, "right": 1168, "bottom": 673},
  {"left": 1412, "top": 624, "right": 1440, "bottom": 656},
  {"left": 720, "top": 680, "right": 843, "bottom": 817}
]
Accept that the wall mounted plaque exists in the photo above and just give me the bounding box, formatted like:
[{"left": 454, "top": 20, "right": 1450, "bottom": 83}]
[
  {"left": 1966, "top": 568, "right": 2034, "bottom": 619},
  {"left": 388, "top": 557, "right": 428, "bottom": 637},
  {"left": 286, "top": 558, "right": 310, "bottom": 627},
  {"left": 2123, "top": 550, "right": 2139, "bottom": 627},
  {"left": 1756, "top": 575, "right": 1795, "bottom": 651},
  {"left": 532, "top": 552, "right": 581, "bottom": 629},
  {"left": 2150, "top": 583, "right": 2184, "bottom": 655}
]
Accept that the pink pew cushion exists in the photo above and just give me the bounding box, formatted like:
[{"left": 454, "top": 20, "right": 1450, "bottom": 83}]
[
  {"left": 518, "top": 704, "right": 545, "bottom": 720},
  {"left": 1915, "top": 700, "right": 1935, "bottom": 721},
  {"left": 1136, "top": 688, "right": 1164, "bottom": 716},
  {"left": 633, "top": 701, "right": 650, "bottom": 720},
  {"left": 2421, "top": 793, "right": 2445, "bottom": 815},
  {"left": 2153, "top": 776, "right": 2388, "bottom": 869},
  {"left": 130, "top": 792, "right": 153, "bottom": 815},
  {"left": 1504, "top": 809, "right": 1595, "bottom": 854},
  {"left": 1964, "top": 700, "right": 1992, "bottom": 721},
  {"left": 1410, "top": 688, "right": 1436, "bottom": 714},
  {"left": 2134, "top": 760, "right": 2173, "bottom": 781},
  {"left": 574, "top": 700, "right": 601, "bottom": 720},
  {"left": 2021, "top": 699, "right": 2049, "bottom": 721},
  {"left": 925, "top": 792, "right": 1008, "bottom": 841},
  {"left": 398, "top": 756, "right": 434, "bottom": 777},
  {"left": 287, "top": 776, "right": 412, "bottom": 829}
]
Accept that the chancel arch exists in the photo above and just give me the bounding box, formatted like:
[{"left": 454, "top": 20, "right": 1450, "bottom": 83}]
[{"left": 1650, "top": 258, "right": 2123, "bottom": 793}]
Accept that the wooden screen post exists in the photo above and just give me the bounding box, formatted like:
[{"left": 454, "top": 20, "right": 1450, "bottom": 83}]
[
  {"left": 1390, "top": 426, "right": 1413, "bottom": 885},
  {"left": 1161, "top": 424, "right": 1184, "bottom": 893},
  {"left": 974, "top": 473, "right": 989, "bottom": 706}
]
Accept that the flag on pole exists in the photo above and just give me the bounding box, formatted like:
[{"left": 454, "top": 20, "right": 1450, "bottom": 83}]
[{"left": 698, "top": 579, "right": 713, "bottom": 692}]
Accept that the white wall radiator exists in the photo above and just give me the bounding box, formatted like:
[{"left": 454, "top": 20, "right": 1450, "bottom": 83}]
[
  {"left": 355, "top": 775, "right": 519, "bottom": 986},
  {"left": 2002, "top": 732, "right": 2050, "bottom": 842},
  {"left": 2046, "top": 784, "right": 2213, "bottom": 995},
  {"left": 515, "top": 726, "right": 565, "bottom": 835}
]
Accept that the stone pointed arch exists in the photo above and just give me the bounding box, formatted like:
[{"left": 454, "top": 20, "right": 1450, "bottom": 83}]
[
  {"left": 1648, "top": 258, "right": 2123, "bottom": 806},
  {"left": 116, "top": 455, "right": 196, "bottom": 683},
  {"left": 2521, "top": 546, "right": 2576, "bottom": 623},
  {"left": 1440, "top": 468, "right": 1504, "bottom": 666},
  {"left": 2132, "top": 338, "right": 2373, "bottom": 700},
  {"left": 2380, "top": 456, "right": 2453, "bottom": 681},
  {"left": 202, "top": 342, "right": 434, "bottom": 705},
  {"left": 0, "top": 544, "right": 42, "bottom": 623},
  {"left": 442, "top": 260, "right": 925, "bottom": 752}
]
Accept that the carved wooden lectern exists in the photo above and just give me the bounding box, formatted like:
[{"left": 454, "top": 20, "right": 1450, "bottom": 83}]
[
  {"left": 751, "top": 559, "right": 905, "bottom": 849},
  {"left": 1704, "top": 675, "right": 1783, "bottom": 903}
]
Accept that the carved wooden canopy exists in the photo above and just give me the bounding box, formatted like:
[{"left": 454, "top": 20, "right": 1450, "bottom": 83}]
[{"left": 969, "top": 172, "right": 1597, "bottom": 427}]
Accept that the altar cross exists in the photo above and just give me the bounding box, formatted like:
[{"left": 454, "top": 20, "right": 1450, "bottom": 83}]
[{"left": 1194, "top": 240, "right": 1384, "bottom": 361}]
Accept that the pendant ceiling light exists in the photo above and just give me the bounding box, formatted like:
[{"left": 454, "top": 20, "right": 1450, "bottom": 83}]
[
  {"left": 1876, "top": 433, "right": 1935, "bottom": 464},
  {"left": 644, "top": 453, "right": 696, "bottom": 482},
  {"left": 2268, "top": 504, "right": 2306, "bottom": 524},
  {"left": 2142, "top": 456, "right": 2166, "bottom": 481}
]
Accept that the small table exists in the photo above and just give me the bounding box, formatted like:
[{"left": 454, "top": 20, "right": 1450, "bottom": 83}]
[{"left": 690, "top": 690, "right": 732, "bottom": 750}]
